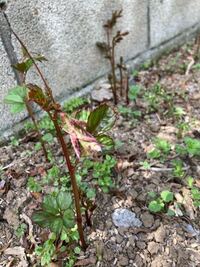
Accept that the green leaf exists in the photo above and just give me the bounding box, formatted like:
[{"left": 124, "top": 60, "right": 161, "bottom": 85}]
[
  {"left": 160, "top": 190, "right": 174, "bottom": 203},
  {"left": 167, "top": 209, "right": 175, "bottom": 216},
  {"left": 155, "top": 138, "right": 171, "bottom": 154},
  {"left": 56, "top": 191, "right": 72, "bottom": 211},
  {"left": 32, "top": 211, "right": 56, "bottom": 228},
  {"left": 63, "top": 209, "right": 74, "bottom": 228},
  {"left": 96, "top": 134, "right": 114, "bottom": 148},
  {"left": 42, "top": 195, "right": 59, "bottom": 215},
  {"left": 86, "top": 104, "right": 109, "bottom": 133},
  {"left": 50, "top": 217, "right": 63, "bottom": 234},
  {"left": 42, "top": 133, "right": 54, "bottom": 143},
  {"left": 74, "top": 246, "right": 81, "bottom": 254},
  {"left": 61, "top": 230, "right": 69, "bottom": 242},
  {"left": 11, "top": 103, "right": 26, "bottom": 113},
  {"left": 128, "top": 85, "right": 140, "bottom": 101},
  {"left": 12, "top": 59, "right": 33, "bottom": 73},
  {"left": 148, "top": 191, "right": 157, "bottom": 199},
  {"left": 187, "top": 176, "right": 194, "bottom": 188},
  {"left": 148, "top": 200, "right": 164, "bottom": 213},
  {"left": 86, "top": 188, "right": 96, "bottom": 199},
  {"left": 147, "top": 149, "right": 161, "bottom": 159},
  {"left": 4, "top": 86, "right": 27, "bottom": 104},
  {"left": 184, "top": 137, "right": 200, "bottom": 156}
]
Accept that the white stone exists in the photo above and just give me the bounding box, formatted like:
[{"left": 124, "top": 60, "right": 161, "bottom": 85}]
[{"left": 112, "top": 208, "right": 142, "bottom": 228}]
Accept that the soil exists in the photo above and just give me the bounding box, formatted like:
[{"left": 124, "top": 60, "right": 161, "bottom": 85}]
[{"left": 1, "top": 39, "right": 200, "bottom": 267}]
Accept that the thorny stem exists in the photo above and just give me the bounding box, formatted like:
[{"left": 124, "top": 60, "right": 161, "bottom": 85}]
[
  {"left": 119, "top": 57, "right": 123, "bottom": 97},
  {"left": 111, "top": 38, "right": 118, "bottom": 105},
  {"left": 106, "top": 28, "right": 117, "bottom": 105},
  {"left": 3, "top": 12, "right": 54, "bottom": 100},
  {"left": 2, "top": 12, "right": 49, "bottom": 162},
  {"left": 49, "top": 111, "right": 87, "bottom": 249},
  {"left": 125, "top": 72, "right": 130, "bottom": 105},
  {"left": 4, "top": 12, "right": 87, "bottom": 249}
]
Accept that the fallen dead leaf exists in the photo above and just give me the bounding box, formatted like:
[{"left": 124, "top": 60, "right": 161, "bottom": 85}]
[
  {"left": 4, "top": 246, "right": 28, "bottom": 267},
  {"left": 75, "top": 257, "right": 97, "bottom": 266}
]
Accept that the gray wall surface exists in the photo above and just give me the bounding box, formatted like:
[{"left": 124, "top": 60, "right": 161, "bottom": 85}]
[{"left": 1, "top": 0, "right": 200, "bottom": 135}]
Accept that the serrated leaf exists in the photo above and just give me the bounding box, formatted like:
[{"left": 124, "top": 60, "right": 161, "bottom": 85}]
[
  {"left": 129, "top": 85, "right": 140, "bottom": 101},
  {"left": 61, "top": 230, "right": 69, "bottom": 242},
  {"left": 160, "top": 190, "right": 174, "bottom": 203},
  {"left": 63, "top": 209, "right": 74, "bottom": 228},
  {"left": 56, "top": 191, "right": 72, "bottom": 211},
  {"left": 12, "top": 59, "right": 33, "bottom": 73},
  {"left": 4, "top": 86, "right": 27, "bottom": 104},
  {"left": 10, "top": 103, "right": 26, "bottom": 113},
  {"left": 86, "top": 189, "right": 96, "bottom": 199},
  {"left": 32, "top": 211, "right": 56, "bottom": 228},
  {"left": 50, "top": 217, "right": 63, "bottom": 234},
  {"left": 27, "top": 84, "right": 49, "bottom": 110},
  {"left": 42, "top": 195, "right": 59, "bottom": 215},
  {"left": 42, "top": 133, "right": 54, "bottom": 143},
  {"left": 61, "top": 113, "right": 101, "bottom": 158},
  {"left": 148, "top": 200, "right": 163, "bottom": 213},
  {"left": 86, "top": 104, "right": 109, "bottom": 133}
]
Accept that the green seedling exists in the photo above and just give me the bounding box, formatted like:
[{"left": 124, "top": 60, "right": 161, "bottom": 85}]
[
  {"left": 27, "top": 177, "right": 42, "bottom": 192},
  {"left": 172, "top": 159, "right": 185, "bottom": 178},
  {"left": 140, "top": 60, "right": 152, "bottom": 70},
  {"left": 140, "top": 161, "right": 151, "bottom": 170},
  {"left": 148, "top": 138, "right": 171, "bottom": 161},
  {"left": 33, "top": 192, "right": 74, "bottom": 234},
  {"left": 187, "top": 176, "right": 200, "bottom": 208},
  {"left": 10, "top": 136, "right": 19, "bottom": 147},
  {"left": 15, "top": 223, "right": 27, "bottom": 238},
  {"left": 177, "top": 122, "right": 190, "bottom": 139},
  {"left": 128, "top": 85, "right": 141, "bottom": 102},
  {"left": 155, "top": 138, "right": 171, "bottom": 155},
  {"left": 35, "top": 233, "right": 56, "bottom": 266},
  {"left": 118, "top": 105, "right": 141, "bottom": 119},
  {"left": 184, "top": 137, "right": 200, "bottom": 157},
  {"left": 173, "top": 106, "right": 186, "bottom": 119},
  {"left": 63, "top": 97, "right": 88, "bottom": 113},
  {"left": 148, "top": 190, "right": 174, "bottom": 214}
]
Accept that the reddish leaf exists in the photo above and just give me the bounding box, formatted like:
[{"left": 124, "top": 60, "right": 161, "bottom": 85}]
[{"left": 61, "top": 113, "right": 101, "bottom": 158}]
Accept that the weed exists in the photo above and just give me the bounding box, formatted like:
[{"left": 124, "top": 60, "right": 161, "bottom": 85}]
[
  {"left": 15, "top": 223, "right": 27, "bottom": 238},
  {"left": 140, "top": 161, "right": 151, "bottom": 170},
  {"left": 177, "top": 121, "right": 190, "bottom": 139},
  {"left": 128, "top": 85, "right": 141, "bottom": 102},
  {"left": 4, "top": 25, "right": 116, "bottom": 251},
  {"left": 148, "top": 190, "right": 174, "bottom": 215},
  {"left": 63, "top": 97, "right": 88, "bottom": 113},
  {"left": 77, "top": 155, "right": 117, "bottom": 193},
  {"left": 148, "top": 138, "right": 171, "bottom": 161},
  {"left": 27, "top": 177, "right": 42, "bottom": 192},
  {"left": 35, "top": 233, "right": 56, "bottom": 266},
  {"left": 97, "top": 10, "right": 129, "bottom": 104},
  {"left": 118, "top": 105, "right": 141, "bottom": 120},
  {"left": 187, "top": 176, "right": 200, "bottom": 208},
  {"left": 32, "top": 192, "right": 74, "bottom": 234},
  {"left": 140, "top": 60, "right": 152, "bottom": 70},
  {"left": 10, "top": 136, "right": 19, "bottom": 146},
  {"left": 184, "top": 137, "right": 200, "bottom": 157},
  {"left": 172, "top": 159, "right": 185, "bottom": 178}
]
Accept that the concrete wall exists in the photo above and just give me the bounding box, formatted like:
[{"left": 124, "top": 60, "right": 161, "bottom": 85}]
[{"left": 1, "top": 0, "right": 200, "bottom": 135}]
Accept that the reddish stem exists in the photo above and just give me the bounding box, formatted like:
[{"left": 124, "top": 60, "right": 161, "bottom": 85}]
[{"left": 49, "top": 112, "right": 87, "bottom": 250}]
